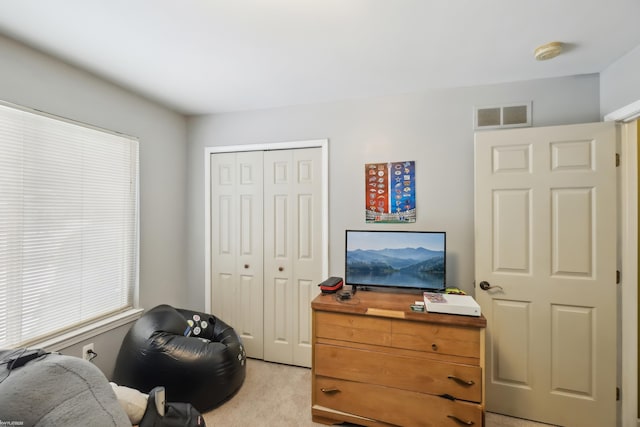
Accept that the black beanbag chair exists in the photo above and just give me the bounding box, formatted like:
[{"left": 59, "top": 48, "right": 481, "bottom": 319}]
[{"left": 113, "top": 305, "right": 246, "bottom": 412}]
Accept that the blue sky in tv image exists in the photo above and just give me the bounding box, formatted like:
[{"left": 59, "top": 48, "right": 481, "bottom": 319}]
[
  {"left": 346, "top": 230, "right": 445, "bottom": 251},
  {"left": 345, "top": 230, "right": 446, "bottom": 290}
]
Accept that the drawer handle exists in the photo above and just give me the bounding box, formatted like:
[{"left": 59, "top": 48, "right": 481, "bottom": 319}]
[
  {"left": 320, "top": 387, "right": 340, "bottom": 394},
  {"left": 447, "top": 375, "right": 475, "bottom": 386},
  {"left": 431, "top": 343, "right": 438, "bottom": 351},
  {"left": 447, "top": 415, "right": 474, "bottom": 425}
]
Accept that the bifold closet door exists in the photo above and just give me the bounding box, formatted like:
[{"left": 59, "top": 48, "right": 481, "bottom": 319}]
[
  {"left": 263, "top": 148, "right": 322, "bottom": 367},
  {"left": 210, "top": 151, "right": 264, "bottom": 359}
]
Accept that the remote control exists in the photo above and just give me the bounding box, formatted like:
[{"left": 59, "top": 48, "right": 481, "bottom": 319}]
[{"left": 154, "top": 387, "right": 165, "bottom": 416}]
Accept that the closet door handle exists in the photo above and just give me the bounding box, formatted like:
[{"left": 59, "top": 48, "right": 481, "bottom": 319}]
[
  {"left": 278, "top": 266, "right": 284, "bottom": 272},
  {"left": 244, "top": 264, "right": 249, "bottom": 269}
]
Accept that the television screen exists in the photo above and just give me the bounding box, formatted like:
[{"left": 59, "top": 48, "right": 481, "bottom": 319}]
[{"left": 345, "top": 230, "right": 446, "bottom": 291}]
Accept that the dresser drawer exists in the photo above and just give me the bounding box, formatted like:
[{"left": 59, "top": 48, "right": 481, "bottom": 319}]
[
  {"left": 315, "top": 311, "right": 482, "bottom": 361},
  {"left": 315, "top": 344, "right": 482, "bottom": 402},
  {"left": 315, "top": 376, "right": 483, "bottom": 427},
  {"left": 315, "top": 311, "right": 392, "bottom": 347},
  {"left": 392, "top": 319, "right": 481, "bottom": 359}
]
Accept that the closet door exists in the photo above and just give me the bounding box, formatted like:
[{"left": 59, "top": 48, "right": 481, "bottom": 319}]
[
  {"left": 263, "top": 148, "right": 323, "bottom": 367},
  {"left": 210, "top": 151, "right": 264, "bottom": 358}
]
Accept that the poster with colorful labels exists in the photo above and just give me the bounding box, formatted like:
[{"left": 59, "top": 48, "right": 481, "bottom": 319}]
[{"left": 365, "top": 161, "right": 415, "bottom": 223}]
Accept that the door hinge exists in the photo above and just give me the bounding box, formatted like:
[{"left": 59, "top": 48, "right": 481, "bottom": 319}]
[
  {"left": 617, "top": 270, "right": 621, "bottom": 284},
  {"left": 617, "top": 387, "right": 621, "bottom": 401},
  {"left": 616, "top": 153, "right": 620, "bottom": 167}
]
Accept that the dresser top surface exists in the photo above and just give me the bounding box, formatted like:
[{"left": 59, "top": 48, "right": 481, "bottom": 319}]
[{"left": 312, "top": 291, "right": 486, "bottom": 328}]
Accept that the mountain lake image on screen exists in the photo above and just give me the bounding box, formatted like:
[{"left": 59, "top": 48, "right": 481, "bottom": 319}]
[{"left": 345, "top": 230, "right": 446, "bottom": 291}]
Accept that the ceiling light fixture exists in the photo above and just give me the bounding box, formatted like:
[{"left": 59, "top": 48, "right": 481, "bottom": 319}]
[{"left": 534, "top": 41, "right": 563, "bottom": 61}]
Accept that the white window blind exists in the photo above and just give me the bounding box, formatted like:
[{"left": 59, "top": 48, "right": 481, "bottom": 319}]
[{"left": 0, "top": 102, "right": 139, "bottom": 348}]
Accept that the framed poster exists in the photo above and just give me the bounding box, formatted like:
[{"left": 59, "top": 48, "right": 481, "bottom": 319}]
[{"left": 365, "top": 160, "right": 415, "bottom": 223}]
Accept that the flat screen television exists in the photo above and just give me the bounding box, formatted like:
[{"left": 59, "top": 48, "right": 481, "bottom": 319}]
[{"left": 345, "top": 230, "right": 446, "bottom": 292}]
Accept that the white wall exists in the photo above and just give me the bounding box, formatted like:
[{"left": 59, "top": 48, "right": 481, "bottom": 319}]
[
  {"left": 0, "top": 34, "right": 188, "bottom": 373},
  {"left": 601, "top": 44, "right": 640, "bottom": 117},
  {"left": 187, "top": 74, "right": 600, "bottom": 308},
  {"left": 0, "top": 28, "right": 608, "bottom": 372}
]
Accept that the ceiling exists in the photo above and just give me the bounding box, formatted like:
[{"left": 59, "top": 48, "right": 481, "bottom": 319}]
[{"left": 0, "top": 0, "right": 639, "bottom": 115}]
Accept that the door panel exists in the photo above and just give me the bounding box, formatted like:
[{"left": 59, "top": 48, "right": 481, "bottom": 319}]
[
  {"left": 264, "top": 148, "right": 322, "bottom": 367},
  {"left": 211, "top": 151, "right": 264, "bottom": 359},
  {"left": 493, "top": 189, "right": 530, "bottom": 273},
  {"left": 273, "top": 195, "right": 288, "bottom": 257},
  {"left": 551, "top": 188, "right": 593, "bottom": 276},
  {"left": 297, "top": 278, "right": 314, "bottom": 350},
  {"left": 273, "top": 277, "right": 289, "bottom": 343},
  {"left": 492, "top": 299, "right": 530, "bottom": 386},
  {"left": 291, "top": 148, "right": 323, "bottom": 366},
  {"left": 550, "top": 304, "right": 594, "bottom": 397},
  {"left": 475, "top": 122, "right": 617, "bottom": 427},
  {"left": 264, "top": 152, "right": 294, "bottom": 364}
]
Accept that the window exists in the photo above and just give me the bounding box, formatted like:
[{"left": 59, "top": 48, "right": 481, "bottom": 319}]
[{"left": 0, "top": 102, "right": 139, "bottom": 348}]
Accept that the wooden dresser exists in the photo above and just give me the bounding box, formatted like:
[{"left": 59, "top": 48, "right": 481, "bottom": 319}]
[{"left": 311, "top": 291, "right": 486, "bottom": 427}]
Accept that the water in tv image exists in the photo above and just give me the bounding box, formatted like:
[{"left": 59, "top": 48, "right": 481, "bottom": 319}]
[{"left": 345, "top": 231, "right": 446, "bottom": 290}]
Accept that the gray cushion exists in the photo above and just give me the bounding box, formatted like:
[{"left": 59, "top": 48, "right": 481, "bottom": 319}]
[{"left": 0, "top": 350, "right": 130, "bottom": 426}]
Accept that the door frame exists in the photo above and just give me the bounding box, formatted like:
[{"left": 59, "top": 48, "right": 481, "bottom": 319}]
[
  {"left": 203, "top": 139, "right": 329, "bottom": 314},
  {"left": 606, "top": 101, "right": 640, "bottom": 427},
  {"left": 620, "top": 120, "right": 638, "bottom": 427}
]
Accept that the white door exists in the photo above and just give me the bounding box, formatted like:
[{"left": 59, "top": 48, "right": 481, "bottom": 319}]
[
  {"left": 211, "top": 151, "right": 264, "bottom": 358},
  {"left": 263, "top": 148, "right": 323, "bottom": 367},
  {"left": 210, "top": 147, "right": 323, "bottom": 367},
  {"left": 474, "top": 122, "right": 617, "bottom": 427}
]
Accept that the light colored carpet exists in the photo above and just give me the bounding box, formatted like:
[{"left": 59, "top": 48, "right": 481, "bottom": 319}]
[{"left": 203, "top": 358, "right": 557, "bottom": 427}]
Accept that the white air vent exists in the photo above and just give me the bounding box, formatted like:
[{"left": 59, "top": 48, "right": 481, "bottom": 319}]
[{"left": 474, "top": 102, "right": 532, "bottom": 130}]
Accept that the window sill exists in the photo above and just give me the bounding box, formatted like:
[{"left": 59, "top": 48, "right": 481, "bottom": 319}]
[{"left": 33, "top": 308, "right": 144, "bottom": 352}]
